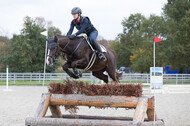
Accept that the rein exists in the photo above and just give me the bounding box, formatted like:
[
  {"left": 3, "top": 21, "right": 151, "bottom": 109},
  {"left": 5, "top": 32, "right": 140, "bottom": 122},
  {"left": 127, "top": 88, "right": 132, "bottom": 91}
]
[{"left": 62, "top": 37, "right": 84, "bottom": 56}]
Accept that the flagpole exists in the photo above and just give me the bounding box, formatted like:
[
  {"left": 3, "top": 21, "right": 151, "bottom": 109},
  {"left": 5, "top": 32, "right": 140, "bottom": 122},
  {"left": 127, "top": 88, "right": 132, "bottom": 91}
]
[
  {"left": 41, "top": 30, "right": 48, "bottom": 93},
  {"left": 153, "top": 36, "right": 163, "bottom": 126},
  {"left": 153, "top": 40, "right": 156, "bottom": 126},
  {"left": 43, "top": 40, "right": 47, "bottom": 93}
]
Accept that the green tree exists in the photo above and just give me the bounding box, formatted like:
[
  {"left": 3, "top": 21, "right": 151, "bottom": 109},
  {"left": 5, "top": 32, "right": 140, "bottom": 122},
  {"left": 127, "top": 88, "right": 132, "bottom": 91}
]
[
  {"left": 111, "top": 14, "right": 166, "bottom": 72},
  {"left": 163, "top": 0, "right": 190, "bottom": 72},
  {"left": 163, "top": 0, "right": 190, "bottom": 22},
  {"left": 2, "top": 16, "right": 46, "bottom": 72},
  {"left": 111, "top": 0, "right": 190, "bottom": 73},
  {"left": 0, "top": 36, "right": 10, "bottom": 72},
  {"left": 2, "top": 16, "right": 63, "bottom": 73},
  {"left": 111, "top": 13, "right": 146, "bottom": 68}
]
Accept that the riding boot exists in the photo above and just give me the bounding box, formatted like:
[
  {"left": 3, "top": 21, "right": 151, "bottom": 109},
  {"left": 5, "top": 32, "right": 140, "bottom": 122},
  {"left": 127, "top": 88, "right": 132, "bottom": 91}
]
[{"left": 93, "top": 41, "right": 106, "bottom": 61}]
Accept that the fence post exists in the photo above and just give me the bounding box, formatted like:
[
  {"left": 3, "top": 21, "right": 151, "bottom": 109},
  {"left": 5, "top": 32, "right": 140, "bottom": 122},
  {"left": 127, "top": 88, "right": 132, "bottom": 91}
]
[
  {"left": 14, "top": 74, "right": 16, "bottom": 84},
  {"left": 50, "top": 73, "right": 52, "bottom": 82},
  {"left": 39, "top": 74, "right": 41, "bottom": 84},
  {"left": 182, "top": 74, "right": 183, "bottom": 85},
  {"left": 176, "top": 74, "right": 178, "bottom": 85},
  {"left": 30, "top": 74, "right": 32, "bottom": 82}
]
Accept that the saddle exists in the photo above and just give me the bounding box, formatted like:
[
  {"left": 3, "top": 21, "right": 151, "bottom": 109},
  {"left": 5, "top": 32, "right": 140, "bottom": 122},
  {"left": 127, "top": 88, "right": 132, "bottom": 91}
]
[{"left": 77, "top": 33, "right": 107, "bottom": 52}]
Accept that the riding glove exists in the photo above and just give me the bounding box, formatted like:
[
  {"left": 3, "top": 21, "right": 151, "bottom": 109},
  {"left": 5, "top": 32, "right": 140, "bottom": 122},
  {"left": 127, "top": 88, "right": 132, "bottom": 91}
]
[{"left": 68, "top": 34, "right": 76, "bottom": 39}]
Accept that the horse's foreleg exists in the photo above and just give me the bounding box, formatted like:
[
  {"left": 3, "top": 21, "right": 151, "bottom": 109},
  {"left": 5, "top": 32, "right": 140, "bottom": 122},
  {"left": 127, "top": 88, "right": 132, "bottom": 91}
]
[
  {"left": 71, "top": 58, "right": 87, "bottom": 68},
  {"left": 70, "top": 58, "right": 87, "bottom": 77},
  {"left": 62, "top": 62, "right": 79, "bottom": 79}
]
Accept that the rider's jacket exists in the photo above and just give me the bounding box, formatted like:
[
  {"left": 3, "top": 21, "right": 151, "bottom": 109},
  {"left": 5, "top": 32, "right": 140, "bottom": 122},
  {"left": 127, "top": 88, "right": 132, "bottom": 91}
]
[{"left": 67, "top": 16, "right": 97, "bottom": 36}]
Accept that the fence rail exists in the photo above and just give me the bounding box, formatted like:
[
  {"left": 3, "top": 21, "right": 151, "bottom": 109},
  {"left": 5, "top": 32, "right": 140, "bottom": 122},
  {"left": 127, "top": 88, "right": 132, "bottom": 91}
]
[{"left": 0, "top": 73, "right": 190, "bottom": 85}]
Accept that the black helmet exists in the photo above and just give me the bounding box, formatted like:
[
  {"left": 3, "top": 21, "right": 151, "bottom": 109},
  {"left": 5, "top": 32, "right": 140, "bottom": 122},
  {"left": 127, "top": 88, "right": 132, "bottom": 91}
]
[{"left": 71, "top": 7, "right": 82, "bottom": 14}]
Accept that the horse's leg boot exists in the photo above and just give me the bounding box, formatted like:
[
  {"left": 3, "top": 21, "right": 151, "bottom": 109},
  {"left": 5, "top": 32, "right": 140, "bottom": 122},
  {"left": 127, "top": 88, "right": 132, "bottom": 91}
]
[
  {"left": 93, "top": 41, "right": 106, "bottom": 61},
  {"left": 73, "top": 68, "right": 82, "bottom": 77}
]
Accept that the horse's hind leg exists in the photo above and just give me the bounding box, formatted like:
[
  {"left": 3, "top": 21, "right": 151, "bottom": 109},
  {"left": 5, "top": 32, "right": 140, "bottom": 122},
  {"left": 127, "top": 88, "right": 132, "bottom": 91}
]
[
  {"left": 105, "top": 54, "right": 119, "bottom": 83},
  {"left": 92, "top": 70, "right": 108, "bottom": 83},
  {"left": 106, "top": 67, "right": 118, "bottom": 83}
]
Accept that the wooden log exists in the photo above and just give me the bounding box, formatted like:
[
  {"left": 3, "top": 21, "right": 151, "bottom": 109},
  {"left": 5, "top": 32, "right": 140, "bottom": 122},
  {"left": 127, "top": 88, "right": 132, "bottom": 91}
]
[
  {"left": 45, "top": 114, "right": 151, "bottom": 121},
  {"left": 146, "top": 96, "right": 158, "bottom": 121},
  {"left": 49, "top": 94, "right": 153, "bottom": 108},
  {"left": 133, "top": 98, "right": 148, "bottom": 123},
  {"left": 34, "top": 93, "right": 51, "bottom": 117},
  {"left": 49, "top": 105, "right": 62, "bottom": 118},
  {"left": 146, "top": 109, "right": 158, "bottom": 121},
  {"left": 61, "top": 114, "right": 135, "bottom": 121},
  {"left": 25, "top": 117, "right": 164, "bottom": 126}
]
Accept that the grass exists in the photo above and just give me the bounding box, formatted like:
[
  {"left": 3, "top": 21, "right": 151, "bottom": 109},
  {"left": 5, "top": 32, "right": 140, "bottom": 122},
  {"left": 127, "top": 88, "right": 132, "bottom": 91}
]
[
  {"left": 0, "top": 80, "right": 190, "bottom": 86},
  {"left": 0, "top": 80, "right": 92, "bottom": 86}
]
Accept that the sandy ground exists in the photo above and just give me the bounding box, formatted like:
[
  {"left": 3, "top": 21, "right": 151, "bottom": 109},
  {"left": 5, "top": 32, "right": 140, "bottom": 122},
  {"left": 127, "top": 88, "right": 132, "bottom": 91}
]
[{"left": 0, "top": 86, "right": 190, "bottom": 126}]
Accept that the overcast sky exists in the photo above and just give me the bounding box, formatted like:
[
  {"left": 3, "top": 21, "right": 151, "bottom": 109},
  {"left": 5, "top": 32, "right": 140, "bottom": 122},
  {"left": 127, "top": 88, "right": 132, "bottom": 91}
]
[{"left": 0, "top": 0, "right": 167, "bottom": 40}]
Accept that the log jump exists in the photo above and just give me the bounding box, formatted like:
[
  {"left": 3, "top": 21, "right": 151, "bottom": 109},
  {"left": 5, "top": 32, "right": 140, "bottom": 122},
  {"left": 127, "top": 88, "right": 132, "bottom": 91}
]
[{"left": 25, "top": 93, "right": 164, "bottom": 126}]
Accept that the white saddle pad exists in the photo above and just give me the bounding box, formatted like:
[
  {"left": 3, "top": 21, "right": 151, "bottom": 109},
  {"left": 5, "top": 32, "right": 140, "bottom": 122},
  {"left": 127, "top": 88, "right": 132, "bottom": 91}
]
[
  {"left": 78, "top": 33, "right": 107, "bottom": 52},
  {"left": 77, "top": 33, "right": 87, "bottom": 38}
]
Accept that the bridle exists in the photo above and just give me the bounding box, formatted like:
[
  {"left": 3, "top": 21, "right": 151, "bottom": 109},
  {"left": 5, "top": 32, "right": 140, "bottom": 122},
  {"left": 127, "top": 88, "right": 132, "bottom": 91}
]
[{"left": 47, "top": 44, "right": 59, "bottom": 59}]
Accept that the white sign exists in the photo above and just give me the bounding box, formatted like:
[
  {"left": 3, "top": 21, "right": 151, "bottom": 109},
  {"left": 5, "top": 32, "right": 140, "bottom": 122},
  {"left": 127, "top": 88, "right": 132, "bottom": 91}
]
[{"left": 150, "top": 67, "right": 163, "bottom": 88}]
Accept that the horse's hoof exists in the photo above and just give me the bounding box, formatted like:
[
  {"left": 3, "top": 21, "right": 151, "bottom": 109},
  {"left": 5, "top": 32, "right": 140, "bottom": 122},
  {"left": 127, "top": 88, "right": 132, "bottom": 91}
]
[
  {"left": 74, "top": 70, "right": 82, "bottom": 78},
  {"left": 78, "top": 71, "right": 82, "bottom": 77},
  {"left": 72, "top": 75, "right": 79, "bottom": 79}
]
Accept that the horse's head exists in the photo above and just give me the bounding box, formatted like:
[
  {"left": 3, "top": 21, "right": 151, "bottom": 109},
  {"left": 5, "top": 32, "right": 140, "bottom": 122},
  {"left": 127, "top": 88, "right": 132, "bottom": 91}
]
[{"left": 46, "top": 36, "right": 59, "bottom": 66}]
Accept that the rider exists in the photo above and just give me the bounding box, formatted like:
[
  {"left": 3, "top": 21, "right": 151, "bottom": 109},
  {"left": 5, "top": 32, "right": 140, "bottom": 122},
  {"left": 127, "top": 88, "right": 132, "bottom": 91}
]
[{"left": 67, "top": 7, "right": 106, "bottom": 61}]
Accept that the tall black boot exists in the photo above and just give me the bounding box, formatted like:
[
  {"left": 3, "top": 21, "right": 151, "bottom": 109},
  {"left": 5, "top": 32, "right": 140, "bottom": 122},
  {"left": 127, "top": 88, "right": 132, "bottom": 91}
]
[{"left": 93, "top": 41, "right": 106, "bottom": 61}]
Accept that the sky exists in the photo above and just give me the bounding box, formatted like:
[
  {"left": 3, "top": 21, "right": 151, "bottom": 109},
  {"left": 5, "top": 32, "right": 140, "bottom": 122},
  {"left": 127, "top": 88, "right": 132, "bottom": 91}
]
[{"left": 0, "top": 0, "right": 167, "bottom": 40}]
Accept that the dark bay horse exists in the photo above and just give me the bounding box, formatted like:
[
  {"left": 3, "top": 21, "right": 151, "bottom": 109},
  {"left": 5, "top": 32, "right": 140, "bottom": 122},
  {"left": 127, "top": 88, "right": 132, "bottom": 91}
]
[{"left": 46, "top": 35, "right": 121, "bottom": 83}]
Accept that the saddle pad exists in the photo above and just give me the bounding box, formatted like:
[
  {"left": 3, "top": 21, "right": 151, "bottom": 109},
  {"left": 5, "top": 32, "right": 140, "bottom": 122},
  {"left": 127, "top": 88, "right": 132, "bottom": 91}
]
[
  {"left": 78, "top": 33, "right": 107, "bottom": 52},
  {"left": 77, "top": 33, "right": 87, "bottom": 38}
]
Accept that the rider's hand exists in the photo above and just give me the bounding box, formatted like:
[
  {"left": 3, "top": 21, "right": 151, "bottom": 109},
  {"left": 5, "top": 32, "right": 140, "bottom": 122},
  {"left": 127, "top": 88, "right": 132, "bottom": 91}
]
[{"left": 68, "top": 34, "right": 76, "bottom": 39}]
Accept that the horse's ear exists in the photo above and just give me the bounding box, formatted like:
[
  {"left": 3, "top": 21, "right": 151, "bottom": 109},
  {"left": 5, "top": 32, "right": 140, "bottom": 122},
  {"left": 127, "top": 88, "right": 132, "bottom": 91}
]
[{"left": 54, "top": 36, "right": 58, "bottom": 43}]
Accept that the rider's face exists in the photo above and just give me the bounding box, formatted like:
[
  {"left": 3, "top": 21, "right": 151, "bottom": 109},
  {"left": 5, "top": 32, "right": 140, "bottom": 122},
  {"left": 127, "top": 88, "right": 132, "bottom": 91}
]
[{"left": 72, "top": 13, "right": 79, "bottom": 19}]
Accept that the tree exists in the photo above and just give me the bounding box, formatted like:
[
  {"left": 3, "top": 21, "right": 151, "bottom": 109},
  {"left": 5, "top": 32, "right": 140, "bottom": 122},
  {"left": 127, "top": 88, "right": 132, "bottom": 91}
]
[
  {"left": 2, "top": 16, "right": 63, "bottom": 73},
  {"left": 163, "top": 0, "right": 190, "bottom": 73},
  {"left": 2, "top": 17, "right": 46, "bottom": 72},
  {"left": 0, "top": 36, "right": 10, "bottom": 72},
  {"left": 110, "top": 14, "right": 146, "bottom": 68},
  {"left": 110, "top": 13, "right": 167, "bottom": 72},
  {"left": 130, "top": 48, "right": 152, "bottom": 73},
  {"left": 163, "top": 0, "right": 190, "bottom": 22}
]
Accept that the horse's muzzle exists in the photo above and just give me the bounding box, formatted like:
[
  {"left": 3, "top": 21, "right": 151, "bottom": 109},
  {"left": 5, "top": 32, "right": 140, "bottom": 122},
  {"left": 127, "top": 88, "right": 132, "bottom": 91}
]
[{"left": 46, "top": 57, "right": 54, "bottom": 66}]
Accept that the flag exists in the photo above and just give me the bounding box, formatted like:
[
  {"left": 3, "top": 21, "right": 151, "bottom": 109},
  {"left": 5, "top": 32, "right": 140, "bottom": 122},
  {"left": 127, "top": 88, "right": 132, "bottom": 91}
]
[
  {"left": 41, "top": 31, "right": 48, "bottom": 36},
  {"left": 154, "top": 36, "right": 163, "bottom": 43}
]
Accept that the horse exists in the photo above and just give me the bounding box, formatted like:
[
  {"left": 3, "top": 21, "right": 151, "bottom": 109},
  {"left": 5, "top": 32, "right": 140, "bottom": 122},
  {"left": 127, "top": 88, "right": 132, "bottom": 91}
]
[{"left": 46, "top": 35, "right": 122, "bottom": 83}]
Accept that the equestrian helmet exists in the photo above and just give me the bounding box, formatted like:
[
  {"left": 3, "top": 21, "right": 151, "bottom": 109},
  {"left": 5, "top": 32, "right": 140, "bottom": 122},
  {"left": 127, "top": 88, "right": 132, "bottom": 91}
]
[{"left": 71, "top": 7, "right": 82, "bottom": 14}]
